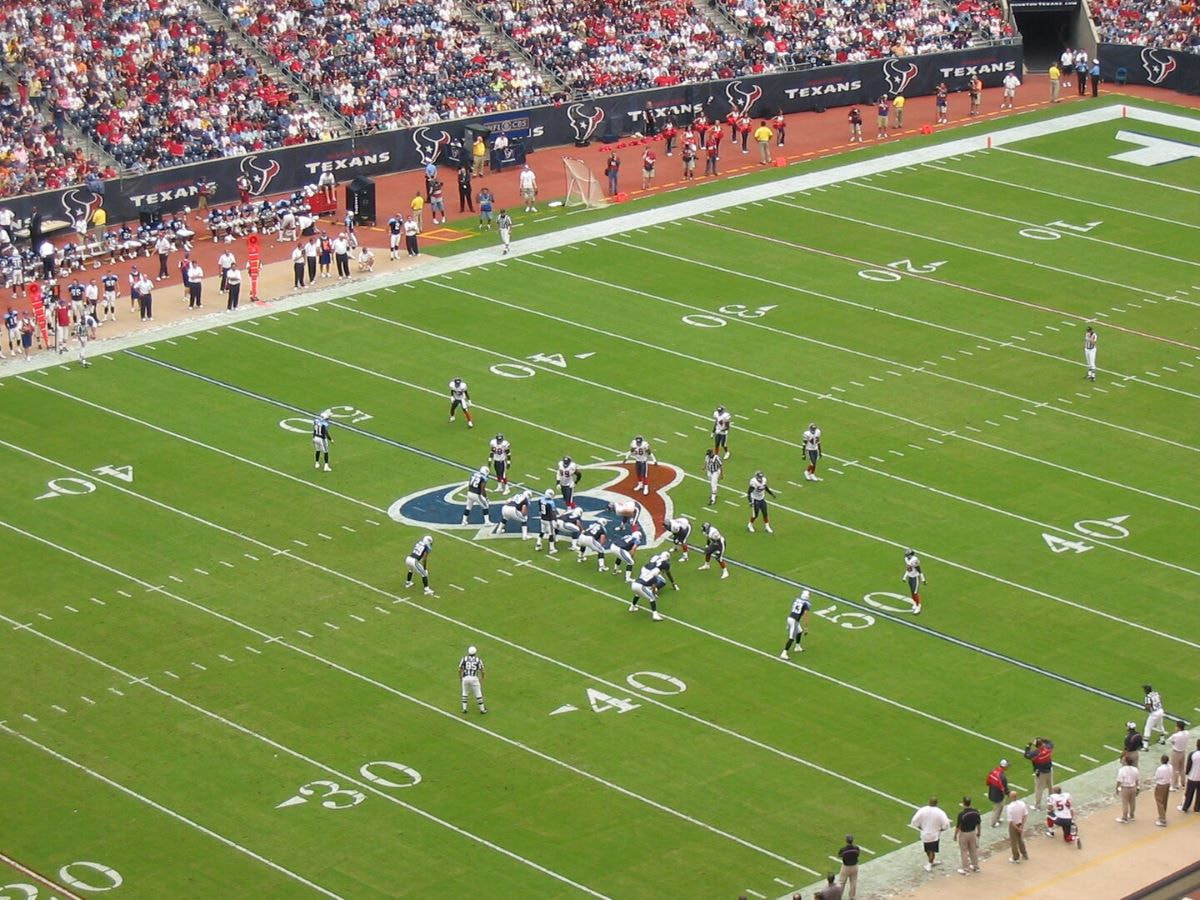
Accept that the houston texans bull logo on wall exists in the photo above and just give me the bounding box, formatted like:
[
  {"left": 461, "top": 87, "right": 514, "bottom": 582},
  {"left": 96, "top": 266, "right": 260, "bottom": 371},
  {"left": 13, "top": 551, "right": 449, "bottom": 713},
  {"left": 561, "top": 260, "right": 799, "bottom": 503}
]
[
  {"left": 389, "top": 461, "right": 685, "bottom": 544},
  {"left": 725, "top": 81, "right": 763, "bottom": 117},
  {"left": 412, "top": 126, "right": 452, "bottom": 163},
  {"left": 882, "top": 59, "right": 919, "bottom": 96},
  {"left": 239, "top": 155, "right": 281, "bottom": 196},
  {"left": 1140, "top": 48, "right": 1177, "bottom": 85},
  {"left": 566, "top": 103, "right": 605, "bottom": 143},
  {"left": 60, "top": 188, "right": 103, "bottom": 227}
]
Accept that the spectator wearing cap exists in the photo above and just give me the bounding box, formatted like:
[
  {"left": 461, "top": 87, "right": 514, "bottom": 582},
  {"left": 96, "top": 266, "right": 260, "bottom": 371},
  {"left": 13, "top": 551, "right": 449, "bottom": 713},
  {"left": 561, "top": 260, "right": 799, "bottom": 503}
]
[
  {"left": 836, "top": 835, "right": 859, "bottom": 898},
  {"left": 1005, "top": 790, "right": 1029, "bottom": 863},
  {"left": 986, "top": 758, "right": 1010, "bottom": 827},
  {"left": 953, "top": 796, "right": 981, "bottom": 875},
  {"left": 1124, "top": 721, "right": 1146, "bottom": 768},
  {"left": 1116, "top": 753, "right": 1140, "bottom": 823}
]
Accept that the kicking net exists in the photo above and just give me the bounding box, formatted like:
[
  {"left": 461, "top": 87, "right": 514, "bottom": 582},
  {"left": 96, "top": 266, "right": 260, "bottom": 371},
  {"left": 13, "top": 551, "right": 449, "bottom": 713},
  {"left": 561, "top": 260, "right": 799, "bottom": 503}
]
[{"left": 563, "top": 158, "right": 606, "bottom": 208}]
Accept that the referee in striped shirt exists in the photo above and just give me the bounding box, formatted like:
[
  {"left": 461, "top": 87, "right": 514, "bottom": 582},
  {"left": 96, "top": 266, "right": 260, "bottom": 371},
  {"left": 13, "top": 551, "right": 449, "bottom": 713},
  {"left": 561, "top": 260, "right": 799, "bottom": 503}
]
[{"left": 459, "top": 646, "right": 487, "bottom": 714}]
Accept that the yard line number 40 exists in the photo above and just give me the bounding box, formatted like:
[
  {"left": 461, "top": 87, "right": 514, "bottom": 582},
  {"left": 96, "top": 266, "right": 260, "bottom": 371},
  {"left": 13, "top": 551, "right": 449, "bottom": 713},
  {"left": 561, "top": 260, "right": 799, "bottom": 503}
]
[{"left": 1042, "top": 515, "right": 1132, "bottom": 554}]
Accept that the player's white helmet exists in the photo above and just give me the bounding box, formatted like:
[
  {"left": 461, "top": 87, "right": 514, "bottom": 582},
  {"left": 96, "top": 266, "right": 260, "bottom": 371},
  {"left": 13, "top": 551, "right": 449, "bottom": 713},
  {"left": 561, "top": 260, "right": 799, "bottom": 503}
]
[
  {"left": 800, "top": 589, "right": 810, "bottom": 601},
  {"left": 544, "top": 489, "right": 554, "bottom": 499},
  {"left": 319, "top": 411, "right": 330, "bottom": 420},
  {"left": 422, "top": 535, "right": 434, "bottom": 546},
  {"left": 701, "top": 521, "right": 711, "bottom": 533},
  {"left": 478, "top": 465, "right": 489, "bottom": 475},
  {"left": 468, "top": 646, "right": 477, "bottom": 656}
]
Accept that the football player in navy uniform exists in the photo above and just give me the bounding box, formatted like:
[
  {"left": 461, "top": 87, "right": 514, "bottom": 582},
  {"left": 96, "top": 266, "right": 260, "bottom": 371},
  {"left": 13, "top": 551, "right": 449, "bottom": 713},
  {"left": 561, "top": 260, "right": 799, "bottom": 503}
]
[
  {"left": 662, "top": 517, "right": 691, "bottom": 561},
  {"left": 649, "top": 549, "right": 679, "bottom": 590},
  {"left": 489, "top": 433, "right": 511, "bottom": 494},
  {"left": 448, "top": 377, "right": 474, "bottom": 428},
  {"left": 903, "top": 549, "right": 926, "bottom": 614},
  {"left": 535, "top": 490, "right": 559, "bottom": 553},
  {"left": 781, "top": 589, "right": 811, "bottom": 659},
  {"left": 629, "top": 561, "right": 667, "bottom": 621},
  {"left": 101, "top": 270, "right": 119, "bottom": 322},
  {"left": 461, "top": 465, "right": 490, "bottom": 525},
  {"left": 556, "top": 455, "right": 581, "bottom": 507},
  {"left": 387, "top": 214, "right": 403, "bottom": 260},
  {"left": 578, "top": 519, "right": 609, "bottom": 571},
  {"left": 405, "top": 535, "right": 435, "bottom": 595},
  {"left": 312, "top": 412, "right": 332, "bottom": 471},
  {"left": 494, "top": 489, "right": 531, "bottom": 539},
  {"left": 712, "top": 405, "right": 732, "bottom": 459},
  {"left": 697, "top": 522, "right": 729, "bottom": 579},
  {"left": 746, "top": 471, "right": 776, "bottom": 533},
  {"left": 612, "top": 527, "right": 643, "bottom": 581},
  {"left": 626, "top": 436, "right": 656, "bottom": 496},
  {"left": 558, "top": 504, "right": 583, "bottom": 550}
]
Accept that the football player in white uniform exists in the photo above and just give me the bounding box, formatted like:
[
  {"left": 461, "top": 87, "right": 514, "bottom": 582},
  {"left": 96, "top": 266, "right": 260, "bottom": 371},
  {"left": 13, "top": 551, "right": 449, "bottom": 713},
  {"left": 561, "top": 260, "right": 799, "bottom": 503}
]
[
  {"left": 607, "top": 498, "right": 642, "bottom": 532},
  {"left": 494, "top": 489, "right": 531, "bottom": 539},
  {"left": 489, "top": 433, "right": 511, "bottom": 494},
  {"left": 746, "top": 471, "right": 776, "bottom": 533},
  {"left": 535, "top": 490, "right": 559, "bottom": 553},
  {"left": 461, "top": 466, "right": 490, "bottom": 525},
  {"left": 781, "top": 589, "right": 811, "bottom": 659},
  {"left": 312, "top": 411, "right": 332, "bottom": 471},
  {"left": 697, "top": 522, "right": 729, "bottom": 579},
  {"left": 703, "top": 449, "right": 723, "bottom": 506},
  {"left": 661, "top": 516, "right": 691, "bottom": 561},
  {"left": 712, "top": 405, "right": 732, "bottom": 459},
  {"left": 577, "top": 520, "right": 609, "bottom": 571},
  {"left": 802, "top": 423, "right": 823, "bottom": 481},
  {"left": 405, "top": 535, "right": 435, "bottom": 595},
  {"left": 1045, "top": 787, "right": 1076, "bottom": 844},
  {"left": 903, "top": 549, "right": 926, "bottom": 614},
  {"left": 556, "top": 455, "right": 581, "bottom": 508},
  {"left": 629, "top": 561, "right": 667, "bottom": 620},
  {"left": 448, "top": 377, "right": 474, "bottom": 428},
  {"left": 626, "top": 436, "right": 656, "bottom": 495}
]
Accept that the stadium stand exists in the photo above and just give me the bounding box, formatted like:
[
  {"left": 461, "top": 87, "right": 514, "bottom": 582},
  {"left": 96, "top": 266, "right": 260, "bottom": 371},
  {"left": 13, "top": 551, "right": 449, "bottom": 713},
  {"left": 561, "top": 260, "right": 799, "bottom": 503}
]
[
  {"left": 476, "top": 0, "right": 761, "bottom": 96},
  {"left": 0, "top": 0, "right": 327, "bottom": 173},
  {"left": 1090, "top": 0, "right": 1198, "bottom": 52},
  {"left": 723, "top": 0, "right": 1011, "bottom": 67},
  {"left": 220, "top": 0, "right": 553, "bottom": 131}
]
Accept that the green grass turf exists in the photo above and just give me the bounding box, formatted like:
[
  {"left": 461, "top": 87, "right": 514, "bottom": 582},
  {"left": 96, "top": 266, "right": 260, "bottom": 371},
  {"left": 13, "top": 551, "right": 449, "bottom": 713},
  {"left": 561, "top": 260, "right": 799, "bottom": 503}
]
[{"left": 1, "top": 102, "right": 1197, "bottom": 898}]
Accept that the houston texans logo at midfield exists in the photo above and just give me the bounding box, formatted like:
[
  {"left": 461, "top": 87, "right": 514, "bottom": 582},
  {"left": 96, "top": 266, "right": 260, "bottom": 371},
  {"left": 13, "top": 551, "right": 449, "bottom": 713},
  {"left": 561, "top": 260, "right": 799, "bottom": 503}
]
[
  {"left": 59, "top": 188, "right": 103, "bottom": 226},
  {"left": 725, "top": 81, "right": 763, "bottom": 116},
  {"left": 882, "top": 59, "right": 919, "bottom": 96},
  {"left": 388, "top": 462, "right": 684, "bottom": 544},
  {"left": 1140, "top": 49, "right": 1177, "bottom": 85},
  {"left": 412, "top": 126, "right": 452, "bottom": 162},
  {"left": 240, "top": 155, "right": 281, "bottom": 196},
  {"left": 566, "top": 103, "right": 605, "bottom": 142}
]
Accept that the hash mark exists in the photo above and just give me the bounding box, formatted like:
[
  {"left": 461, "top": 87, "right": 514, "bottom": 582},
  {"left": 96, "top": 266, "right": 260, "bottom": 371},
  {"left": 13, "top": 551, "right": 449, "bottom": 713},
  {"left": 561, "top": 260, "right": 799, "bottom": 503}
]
[
  {"left": 940, "top": 355, "right": 956, "bottom": 361},
  {"left": 341, "top": 525, "right": 357, "bottom": 532},
  {"left": 473, "top": 576, "right": 489, "bottom": 584},
  {"left": 888, "top": 449, "right": 905, "bottom": 456},
  {"left": 51, "top": 704, "right": 68, "bottom": 714},
  {"left": 168, "top": 575, "right": 184, "bottom": 583},
  {"left": 792, "top": 396, "right": 808, "bottom": 403},
  {"left": 880, "top": 834, "right": 902, "bottom": 844},
  {"left": 90, "top": 597, "right": 105, "bottom": 605},
  {"left": 849, "top": 381, "right": 864, "bottom": 388},
  {"left": 959, "top": 350, "right": 973, "bottom": 357},
  {"left": 297, "top": 630, "right": 314, "bottom": 638},
  {"left": 317, "top": 533, "right": 333, "bottom": 540},
  {"left": 829, "top": 387, "right": 846, "bottom": 393},
  {"left": 449, "top": 584, "right": 466, "bottom": 592},
  {"left": 374, "top": 606, "right": 392, "bottom": 615},
  {"left": 22, "top": 714, "right": 37, "bottom": 722},
  {"left": 1079, "top": 753, "right": 1099, "bottom": 762},
  {"left": 787, "top": 480, "right": 804, "bottom": 488},
  {"left": 1021, "top": 409, "right": 1038, "bottom": 416},
  {"left": 191, "top": 663, "right": 207, "bottom": 671},
  {"left": 219, "top": 560, "right": 235, "bottom": 568},
  {"left": 108, "top": 687, "right": 125, "bottom": 696},
  {"left": 116, "top": 590, "right": 132, "bottom": 598},
  {"left": 886, "top": 370, "right": 903, "bottom": 377},
  {"left": 976, "top": 345, "right": 991, "bottom": 351},
  {"left": 163, "top": 671, "right": 179, "bottom": 679},
  {"left": 907, "top": 444, "right": 924, "bottom": 451},
  {"left": 869, "top": 456, "right": 886, "bottom": 463},
  {"left": 496, "top": 569, "right": 514, "bottom": 577},
  {"left": 349, "top": 614, "right": 366, "bottom": 623},
  {"left": 244, "top": 553, "right": 259, "bottom": 561},
  {"left": 1003, "top": 414, "right": 1020, "bottom": 421},
  {"left": 869, "top": 375, "right": 884, "bottom": 382},
  {"left": 723, "top": 500, "right": 741, "bottom": 507},
  {"left": 774, "top": 879, "right": 794, "bottom": 888},
  {"left": 80, "top": 696, "right": 95, "bottom": 705},
  {"left": 194, "top": 568, "right": 209, "bottom": 575},
  {"left": 37, "top": 612, "right": 52, "bottom": 621},
  {"left": 365, "top": 519, "right": 381, "bottom": 526},
  {"left": 827, "top": 468, "right": 843, "bottom": 475},
  {"left": 323, "top": 622, "right": 340, "bottom": 631},
  {"left": 245, "top": 646, "right": 262, "bottom": 654},
  {"left": 292, "top": 540, "right": 308, "bottom": 547},
  {"left": 964, "top": 425, "right": 981, "bottom": 433},
  {"left": 674, "top": 431, "right": 690, "bottom": 437},
  {"left": 63, "top": 605, "right": 78, "bottom": 613},
  {"left": 218, "top": 654, "right": 235, "bottom": 663}
]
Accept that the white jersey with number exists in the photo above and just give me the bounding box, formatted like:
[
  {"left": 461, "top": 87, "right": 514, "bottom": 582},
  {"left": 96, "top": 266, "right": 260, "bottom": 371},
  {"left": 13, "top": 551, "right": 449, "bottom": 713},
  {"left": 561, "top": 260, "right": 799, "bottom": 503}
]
[
  {"left": 628, "top": 439, "right": 654, "bottom": 464},
  {"left": 1050, "top": 792, "right": 1073, "bottom": 820},
  {"left": 1145, "top": 690, "right": 1162, "bottom": 711},
  {"left": 666, "top": 517, "right": 690, "bottom": 538},
  {"left": 803, "top": 427, "right": 821, "bottom": 452},
  {"left": 490, "top": 438, "right": 510, "bottom": 462},
  {"left": 557, "top": 461, "right": 577, "bottom": 487},
  {"left": 713, "top": 410, "right": 731, "bottom": 435},
  {"left": 449, "top": 380, "right": 469, "bottom": 401},
  {"left": 748, "top": 475, "right": 770, "bottom": 501},
  {"left": 904, "top": 553, "right": 922, "bottom": 579}
]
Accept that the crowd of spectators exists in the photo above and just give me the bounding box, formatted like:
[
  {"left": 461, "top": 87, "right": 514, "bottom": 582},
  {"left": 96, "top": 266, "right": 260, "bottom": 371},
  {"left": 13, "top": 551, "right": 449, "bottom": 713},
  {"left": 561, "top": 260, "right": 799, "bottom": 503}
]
[
  {"left": 478, "top": 0, "right": 761, "bottom": 95},
  {"left": 0, "top": 0, "right": 330, "bottom": 173},
  {"left": 221, "top": 0, "right": 553, "bottom": 132},
  {"left": 1091, "top": 0, "right": 1198, "bottom": 52},
  {"left": 723, "top": 0, "right": 1011, "bottom": 68}
]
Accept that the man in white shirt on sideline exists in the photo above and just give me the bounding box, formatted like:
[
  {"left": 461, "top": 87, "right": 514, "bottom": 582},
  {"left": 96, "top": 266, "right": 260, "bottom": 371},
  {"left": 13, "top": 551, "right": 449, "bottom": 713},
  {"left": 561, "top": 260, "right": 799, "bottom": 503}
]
[
  {"left": 910, "top": 797, "right": 951, "bottom": 872},
  {"left": 1168, "top": 720, "right": 1190, "bottom": 790},
  {"left": 518, "top": 164, "right": 538, "bottom": 212},
  {"left": 1153, "top": 754, "right": 1173, "bottom": 826},
  {"left": 1115, "top": 755, "right": 1140, "bottom": 823},
  {"left": 1005, "top": 791, "right": 1029, "bottom": 862},
  {"left": 1001, "top": 72, "right": 1020, "bottom": 109}
]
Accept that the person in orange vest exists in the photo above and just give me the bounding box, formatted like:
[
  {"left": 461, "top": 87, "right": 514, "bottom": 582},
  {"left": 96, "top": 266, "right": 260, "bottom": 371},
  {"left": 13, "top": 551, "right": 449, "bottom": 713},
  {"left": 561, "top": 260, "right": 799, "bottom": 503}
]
[
  {"left": 986, "top": 759, "right": 1010, "bottom": 827},
  {"left": 1024, "top": 738, "right": 1055, "bottom": 809}
]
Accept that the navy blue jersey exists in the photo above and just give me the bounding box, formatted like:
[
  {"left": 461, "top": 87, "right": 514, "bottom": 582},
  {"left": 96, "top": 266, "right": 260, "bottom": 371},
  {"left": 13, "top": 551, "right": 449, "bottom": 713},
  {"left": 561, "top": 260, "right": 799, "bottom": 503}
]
[
  {"left": 538, "top": 497, "right": 557, "bottom": 520},
  {"left": 468, "top": 472, "right": 488, "bottom": 495}
]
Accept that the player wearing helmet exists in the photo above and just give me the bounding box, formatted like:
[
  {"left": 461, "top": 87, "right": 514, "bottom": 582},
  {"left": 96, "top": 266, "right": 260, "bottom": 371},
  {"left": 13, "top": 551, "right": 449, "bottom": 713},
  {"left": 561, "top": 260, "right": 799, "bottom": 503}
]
[
  {"left": 781, "top": 590, "right": 811, "bottom": 659},
  {"left": 461, "top": 465, "right": 490, "bottom": 525},
  {"left": 405, "top": 535, "right": 435, "bottom": 595},
  {"left": 626, "top": 435, "right": 656, "bottom": 495},
  {"left": 903, "top": 549, "right": 926, "bottom": 614},
  {"left": 712, "top": 405, "right": 732, "bottom": 459},
  {"left": 535, "top": 489, "right": 559, "bottom": 553},
  {"left": 489, "top": 433, "right": 511, "bottom": 494},
  {"left": 556, "top": 455, "right": 582, "bottom": 508},
  {"left": 312, "top": 411, "right": 332, "bottom": 471},
  {"left": 746, "top": 471, "right": 776, "bottom": 533},
  {"left": 448, "top": 377, "right": 473, "bottom": 428},
  {"left": 697, "top": 522, "right": 729, "bottom": 579},
  {"left": 802, "top": 423, "right": 823, "bottom": 481},
  {"left": 495, "top": 488, "right": 532, "bottom": 539}
]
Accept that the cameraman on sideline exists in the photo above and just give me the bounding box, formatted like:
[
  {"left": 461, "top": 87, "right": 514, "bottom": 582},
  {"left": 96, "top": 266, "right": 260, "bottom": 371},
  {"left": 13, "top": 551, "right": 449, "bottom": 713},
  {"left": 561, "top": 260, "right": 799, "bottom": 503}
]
[{"left": 1024, "top": 737, "right": 1054, "bottom": 810}]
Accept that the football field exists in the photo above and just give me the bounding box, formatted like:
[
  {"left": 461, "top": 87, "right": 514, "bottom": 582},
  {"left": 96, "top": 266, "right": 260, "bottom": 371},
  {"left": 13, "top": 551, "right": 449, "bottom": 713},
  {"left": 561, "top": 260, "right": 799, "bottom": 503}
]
[{"left": 1, "top": 101, "right": 1197, "bottom": 899}]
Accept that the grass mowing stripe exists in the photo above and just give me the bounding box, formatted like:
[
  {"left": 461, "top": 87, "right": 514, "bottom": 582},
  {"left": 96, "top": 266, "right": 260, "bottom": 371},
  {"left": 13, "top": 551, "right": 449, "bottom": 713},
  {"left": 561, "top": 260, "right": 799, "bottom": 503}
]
[
  {"left": 100, "top": 338, "right": 1200, "bottom": 651},
  {"left": 534, "top": 245, "right": 1200, "bottom": 429},
  {"left": 0, "top": 724, "right": 345, "bottom": 899},
  {"left": 920, "top": 162, "right": 1200, "bottom": 232},
  {"left": 5, "top": 376, "right": 1046, "bottom": 800},
  {"left": 850, "top": 181, "right": 1200, "bottom": 277},
  {"left": 48, "top": 355, "right": 1194, "bottom": 726},
  {"left": 0, "top": 518, "right": 823, "bottom": 873},
  {"left": 339, "top": 295, "right": 1200, "bottom": 564}
]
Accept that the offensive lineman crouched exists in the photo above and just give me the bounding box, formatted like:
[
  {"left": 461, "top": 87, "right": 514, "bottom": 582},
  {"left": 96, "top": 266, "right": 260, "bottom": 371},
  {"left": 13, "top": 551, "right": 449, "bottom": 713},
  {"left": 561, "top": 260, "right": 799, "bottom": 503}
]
[
  {"left": 612, "top": 527, "right": 643, "bottom": 581},
  {"left": 405, "top": 535, "right": 435, "bottom": 595},
  {"left": 577, "top": 519, "right": 609, "bottom": 571},
  {"left": 461, "top": 466, "right": 490, "bottom": 525},
  {"left": 494, "top": 489, "right": 532, "bottom": 539},
  {"left": 629, "top": 560, "right": 667, "bottom": 621}
]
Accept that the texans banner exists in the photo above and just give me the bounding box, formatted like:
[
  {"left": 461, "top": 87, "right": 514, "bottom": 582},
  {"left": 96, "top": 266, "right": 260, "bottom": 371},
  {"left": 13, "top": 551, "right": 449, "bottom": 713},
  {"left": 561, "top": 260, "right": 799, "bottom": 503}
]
[
  {"left": 0, "top": 44, "right": 1023, "bottom": 227},
  {"left": 1098, "top": 44, "right": 1200, "bottom": 96},
  {"left": 388, "top": 461, "right": 684, "bottom": 546}
]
